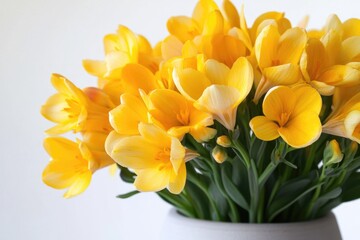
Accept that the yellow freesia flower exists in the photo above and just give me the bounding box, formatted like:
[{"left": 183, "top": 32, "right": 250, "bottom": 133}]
[
  {"left": 109, "top": 93, "right": 149, "bottom": 135},
  {"left": 148, "top": 89, "right": 216, "bottom": 142},
  {"left": 173, "top": 57, "right": 253, "bottom": 130},
  {"left": 41, "top": 74, "right": 112, "bottom": 134},
  {"left": 250, "top": 86, "right": 322, "bottom": 148},
  {"left": 253, "top": 25, "right": 307, "bottom": 102},
  {"left": 83, "top": 25, "right": 159, "bottom": 79},
  {"left": 106, "top": 123, "right": 197, "bottom": 194},
  {"left": 323, "top": 88, "right": 360, "bottom": 143},
  {"left": 42, "top": 136, "right": 113, "bottom": 198}
]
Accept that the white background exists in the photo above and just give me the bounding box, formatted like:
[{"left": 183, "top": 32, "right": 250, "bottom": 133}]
[{"left": 0, "top": 0, "right": 359, "bottom": 239}]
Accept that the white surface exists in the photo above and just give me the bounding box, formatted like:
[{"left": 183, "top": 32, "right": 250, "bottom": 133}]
[{"left": 0, "top": 0, "right": 359, "bottom": 239}]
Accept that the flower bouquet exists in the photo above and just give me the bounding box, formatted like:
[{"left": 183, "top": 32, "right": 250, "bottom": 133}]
[{"left": 41, "top": 0, "right": 360, "bottom": 224}]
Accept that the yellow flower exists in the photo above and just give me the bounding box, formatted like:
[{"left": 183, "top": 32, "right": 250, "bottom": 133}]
[
  {"left": 106, "top": 123, "right": 197, "bottom": 194},
  {"left": 250, "top": 86, "right": 322, "bottom": 148},
  {"left": 41, "top": 74, "right": 112, "bottom": 134},
  {"left": 42, "top": 136, "right": 113, "bottom": 198},
  {"left": 254, "top": 25, "right": 307, "bottom": 102},
  {"left": 216, "top": 135, "right": 231, "bottom": 148},
  {"left": 148, "top": 89, "right": 216, "bottom": 142},
  {"left": 173, "top": 57, "right": 254, "bottom": 130},
  {"left": 83, "top": 25, "right": 159, "bottom": 79},
  {"left": 212, "top": 145, "right": 228, "bottom": 163},
  {"left": 323, "top": 88, "right": 360, "bottom": 143},
  {"left": 109, "top": 93, "right": 149, "bottom": 135}
]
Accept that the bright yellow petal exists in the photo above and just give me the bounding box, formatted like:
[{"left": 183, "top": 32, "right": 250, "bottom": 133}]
[
  {"left": 173, "top": 68, "right": 211, "bottom": 101},
  {"left": 149, "top": 89, "right": 189, "bottom": 129},
  {"left": 300, "top": 38, "right": 328, "bottom": 82},
  {"left": 341, "top": 36, "right": 360, "bottom": 63},
  {"left": 138, "top": 123, "right": 171, "bottom": 148},
  {"left": 292, "top": 85, "right": 322, "bottom": 117},
  {"left": 170, "top": 137, "right": 185, "bottom": 173},
  {"left": 251, "top": 11, "right": 284, "bottom": 41},
  {"left": 189, "top": 126, "right": 217, "bottom": 142},
  {"left": 255, "top": 24, "right": 280, "bottom": 69},
  {"left": 192, "top": 0, "right": 219, "bottom": 29},
  {"left": 318, "top": 65, "right": 360, "bottom": 87},
  {"left": 109, "top": 93, "right": 148, "bottom": 135},
  {"left": 51, "top": 74, "right": 87, "bottom": 104},
  {"left": 167, "top": 16, "right": 200, "bottom": 42},
  {"left": 43, "top": 137, "right": 78, "bottom": 160},
  {"left": 82, "top": 60, "right": 107, "bottom": 77},
  {"left": 41, "top": 94, "right": 69, "bottom": 123},
  {"left": 204, "top": 59, "right": 230, "bottom": 85},
  {"left": 109, "top": 135, "right": 159, "bottom": 169},
  {"left": 263, "top": 86, "right": 296, "bottom": 123},
  {"left": 202, "top": 10, "right": 224, "bottom": 35},
  {"left": 134, "top": 168, "right": 171, "bottom": 192},
  {"left": 263, "top": 63, "right": 301, "bottom": 85},
  {"left": 249, "top": 116, "right": 280, "bottom": 141},
  {"left": 278, "top": 112, "right": 322, "bottom": 148},
  {"left": 320, "top": 30, "right": 341, "bottom": 66},
  {"left": 343, "top": 18, "right": 360, "bottom": 40},
  {"left": 168, "top": 163, "right": 187, "bottom": 194},
  {"left": 277, "top": 27, "right": 307, "bottom": 65},
  {"left": 222, "top": 0, "right": 240, "bottom": 28},
  {"left": 63, "top": 171, "right": 92, "bottom": 198},
  {"left": 121, "top": 63, "right": 159, "bottom": 95},
  {"left": 344, "top": 110, "right": 360, "bottom": 143},
  {"left": 226, "top": 57, "right": 254, "bottom": 98},
  {"left": 196, "top": 85, "right": 241, "bottom": 130},
  {"left": 161, "top": 35, "right": 183, "bottom": 60}
]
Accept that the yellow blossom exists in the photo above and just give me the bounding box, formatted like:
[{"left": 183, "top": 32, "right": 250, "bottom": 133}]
[
  {"left": 323, "top": 88, "right": 360, "bottom": 143},
  {"left": 250, "top": 86, "right": 322, "bottom": 148},
  {"left": 212, "top": 145, "right": 228, "bottom": 163},
  {"left": 41, "top": 74, "right": 112, "bottom": 134},
  {"left": 216, "top": 135, "right": 232, "bottom": 147},
  {"left": 42, "top": 137, "right": 113, "bottom": 198},
  {"left": 173, "top": 57, "right": 253, "bottom": 130},
  {"left": 253, "top": 25, "right": 307, "bottom": 102},
  {"left": 148, "top": 89, "right": 217, "bottom": 142},
  {"left": 105, "top": 123, "right": 197, "bottom": 194}
]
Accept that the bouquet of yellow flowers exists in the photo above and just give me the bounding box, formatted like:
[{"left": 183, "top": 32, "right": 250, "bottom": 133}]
[{"left": 41, "top": 0, "right": 360, "bottom": 223}]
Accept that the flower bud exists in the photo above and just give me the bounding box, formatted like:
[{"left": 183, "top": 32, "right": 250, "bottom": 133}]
[
  {"left": 323, "top": 140, "right": 344, "bottom": 166},
  {"left": 212, "top": 146, "right": 228, "bottom": 164},
  {"left": 216, "top": 135, "right": 231, "bottom": 148}
]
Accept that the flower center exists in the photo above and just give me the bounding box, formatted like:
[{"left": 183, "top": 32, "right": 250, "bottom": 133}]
[
  {"left": 279, "top": 112, "right": 291, "bottom": 127},
  {"left": 352, "top": 123, "right": 360, "bottom": 140},
  {"left": 156, "top": 147, "right": 171, "bottom": 162},
  {"left": 176, "top": 108, "right": 190, "bottom": 126}
]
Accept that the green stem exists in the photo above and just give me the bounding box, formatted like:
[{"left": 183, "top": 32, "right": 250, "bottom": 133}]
[
  {"left": 187, "top": 166, "right": 222, "bottom": 221},
  {"left": 304, "top": 165, "right": 326, "bottom": 219},
  {"left": 258, "top": 162, "right": 277, "bottom": 189}
]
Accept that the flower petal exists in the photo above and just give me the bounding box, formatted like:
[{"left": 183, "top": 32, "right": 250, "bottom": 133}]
[
  {"left": 277, "top": 27, "right": 307, "bottom": 65},
  {"left": 170, "top": 137, "right": 185, "bottom": 173},
  {"left": 161, "top": 35, "right": 183, "bottom": 60},
  {"left": 263, "top": 63, "right": 301, "bottom": 85},
  {"left": 318, "top": 65, "right": 360, "bottom": 87},
  {"left": 255, "top": 24, "right": 280, "bottom": 69},
  {"left": 278, "top": 112, "right": 322, "bottom": 148},
  {"left": 344, "top": 110, "right": 360, "bottom": 143},
  {"left": 63, "top": 171, "right": 92, "bottom": 198},
  {"left": 204, "top": 59, "right": 230, "bottom": 85},
  {"left": 138, "top": 123, "right": 171, "bottom": 148},
  {"left": 292, "top": 85, "right": 322, "bottom": 117},
  {"left": 173, "top": 68, "right": 211, "bottom": 101},
  {"left": 168, "top": 163, "right": 187, "bottom": 194},
  {"left": 250, "top": 116, "right": 280, "bottom": 141},
  {"left": 226, "top": 57, "right": 254, "bottom": 99},
  {"left": 263, "top": 86, "right": 296, "bottom": 123},
  {"left": 167, "top": 16, "right": 200, "bottom": 43},
  {"left": 134, "top": 168, "right": 170, "bottom": 192}
]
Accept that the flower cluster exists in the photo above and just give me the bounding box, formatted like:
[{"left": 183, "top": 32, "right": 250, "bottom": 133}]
[{"left": 41, "top": 0, "right": 360, "bottom": 222}]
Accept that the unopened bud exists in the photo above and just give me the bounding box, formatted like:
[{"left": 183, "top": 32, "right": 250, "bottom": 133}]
[
  {"left": 324, "top": 140, "right": 343, "bottom": 166},
  {"left": 216, "top": 135, "right": 231, "bottom": 148},
  {"left": 212, "top": 145, "right": 228, "bottom": 164}
]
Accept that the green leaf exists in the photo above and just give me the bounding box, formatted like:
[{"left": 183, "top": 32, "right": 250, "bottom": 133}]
[
  {"left": 119, "top": 166, "right": 136, "bottom": 183},
  {"left": 342, "top": 172, "right": 360, "bottom": 202},
  {"left": 268, "top": 182, "right": 323, "bottom": 222},
  {"left": 313, "top": 187, "right": 342, "bottom": 211},
  {"left": 221, "top": 162, "right": 249, "bottom": 210},
  {"left": 116, "top": 190, "right": 140, "bottom": 199}
]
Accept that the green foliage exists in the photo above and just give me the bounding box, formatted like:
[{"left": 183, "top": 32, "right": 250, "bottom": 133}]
[{"left": 116, "top": 105, "right": 360, "bottom": 223}]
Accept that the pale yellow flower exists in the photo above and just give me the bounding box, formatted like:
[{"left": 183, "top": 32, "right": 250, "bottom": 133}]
[
  {"left": 173, "top": 57, "right": 253, "bottom": 130},
  {"left": 106, "top": 123, "right": 197, "bottom": 194},
  {"left": 250, "top": 86, "right": 322, "bottom": 148}
]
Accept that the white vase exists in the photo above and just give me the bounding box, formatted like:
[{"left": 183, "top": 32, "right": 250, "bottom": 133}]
[{"left": 160, "top": 209, "right": 342, "bottom": 240}]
